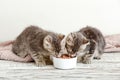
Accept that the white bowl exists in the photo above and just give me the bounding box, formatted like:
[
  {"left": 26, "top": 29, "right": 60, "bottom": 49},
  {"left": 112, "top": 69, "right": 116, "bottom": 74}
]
[{"left": 53, "top": 56, "right": 77, "bottom": 69}]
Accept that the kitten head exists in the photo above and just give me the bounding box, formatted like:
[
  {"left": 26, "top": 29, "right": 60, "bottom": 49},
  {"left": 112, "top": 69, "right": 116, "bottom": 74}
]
[
  {"left": 65, "top": 32, "right": 89, "bottom": 56},
  {"left": 43, "top": 34, "right": 65, "bottom": 56}
]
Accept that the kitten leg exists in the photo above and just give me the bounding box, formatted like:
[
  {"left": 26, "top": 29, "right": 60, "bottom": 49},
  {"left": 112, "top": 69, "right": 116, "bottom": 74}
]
[
  {"left": 94, "top": 38, "right": 105, "bottom": 60},
  {"left": 45, "top": 56, "right": 53, "bottom": 65},
  {"left": 16, "top": 51, "right": 28, "bottom": 58},
  {"left": 81, "top": 40, "right": 96, "bottom": 64},
  {"left": 81, "top": 52, "right": 93, "bottom": 64},
  {"left": 94, "top": 48, "right": 103, "bottom": 60},
  {"left": 14, "top": 49, "right": 28, "bottom": 58},
  {"left": 30, "top": 52, "right": 46, "bottom": 67},
  {"left": 77, "top": 56, "right": 82, "bottom": 63},
  {"left": 12, "top": 44, "right": 28, "bottom": 58}
]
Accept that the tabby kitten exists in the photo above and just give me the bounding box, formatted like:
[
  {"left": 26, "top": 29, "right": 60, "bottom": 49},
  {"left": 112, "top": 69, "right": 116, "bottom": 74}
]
[
  {"left": 12, "top": 26, "right": 64, "bottom": 66},
  {"left": 65, "top": 26, "right": 105, "bottom": 64}
]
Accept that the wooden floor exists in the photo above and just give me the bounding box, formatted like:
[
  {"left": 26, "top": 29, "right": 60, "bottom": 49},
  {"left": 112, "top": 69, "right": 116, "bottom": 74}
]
[{"left": 0, "top": 53, "right": 120, "bottom": 80}]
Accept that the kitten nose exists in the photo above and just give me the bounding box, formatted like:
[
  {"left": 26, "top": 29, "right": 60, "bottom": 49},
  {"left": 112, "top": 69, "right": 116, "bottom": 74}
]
[
  {"left": 57, "top": 51, "right": 64, "bottom": 57},
  {"left": 55, "top": 52, "right": 59, "bottom": 57},
  {"left": 71, "top": 53, "right": 77, "bottom": 57},
  {"left": 57, "top": 53, "right": 62, "bottom": 57}
]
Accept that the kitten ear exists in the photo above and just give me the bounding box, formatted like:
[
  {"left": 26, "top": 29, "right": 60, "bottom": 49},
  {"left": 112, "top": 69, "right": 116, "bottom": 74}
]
[
  {"left": 43, "top": 35, "right": 53, "bottom": 52},
  {"left": 58, "top": 34, "right": 65, "bottom": 40},
  {"left": 44, "top": 35, "right": 53, "bottom": 43},
  {"left": 66, "top": 33, "right": 77, "bottom": 46},
  {"left": 71, "top": 32, "right": 77, "bottom": 39}
]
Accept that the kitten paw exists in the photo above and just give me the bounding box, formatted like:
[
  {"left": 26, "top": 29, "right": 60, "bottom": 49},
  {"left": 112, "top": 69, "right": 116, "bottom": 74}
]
[
  {"left": 77, "top": 56, "right": 82, "bottom": 63},
  {"left": 93, "top": 57, "right": 101, "bottom": 60},
  {"left": 17, "top": 53, "right": 27, "bottom": 58},
  {"left": 36, "top": 62, "right": 46, "bottom": 67},
  {"left": 82, "top": 59, "right": 91, "bottom": 64}
]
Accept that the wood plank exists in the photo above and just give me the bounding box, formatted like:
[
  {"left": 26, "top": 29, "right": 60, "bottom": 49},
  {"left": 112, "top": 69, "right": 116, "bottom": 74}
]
[{"left": 0, "top": 53, "right": 120, "bottom": 80}]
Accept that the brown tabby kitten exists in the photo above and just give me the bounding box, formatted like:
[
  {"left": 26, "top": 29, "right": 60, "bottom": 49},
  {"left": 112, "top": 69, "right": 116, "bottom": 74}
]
[
  {"left": 64, "top": 26, "right": 105, "bottom": 64},
  {"left": 12, "top": 26, "right": 65, "bottom": 66}
]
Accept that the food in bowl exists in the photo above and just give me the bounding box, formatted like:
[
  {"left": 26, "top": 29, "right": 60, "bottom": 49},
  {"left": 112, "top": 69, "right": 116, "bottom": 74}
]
[
  {"left": 53, "top": 54, "right": 77, "bottom": 69},
  {"left": 60, "top": 54, "right": 71, "bottom": 59}
]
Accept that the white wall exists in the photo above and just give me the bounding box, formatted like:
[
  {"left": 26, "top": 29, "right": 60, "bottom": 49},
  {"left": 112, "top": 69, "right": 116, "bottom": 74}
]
[{"left": 0, "top": 0, "right": 120, "bottom": 42}]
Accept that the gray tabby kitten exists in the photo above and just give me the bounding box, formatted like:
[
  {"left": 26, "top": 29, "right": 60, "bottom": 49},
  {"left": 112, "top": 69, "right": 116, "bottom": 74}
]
[
  {"left": 12, "top": 26, "right": 65, "bottom": 66},
  {"left": 65, "top": 26, "right": 105, "bottom": 64}
]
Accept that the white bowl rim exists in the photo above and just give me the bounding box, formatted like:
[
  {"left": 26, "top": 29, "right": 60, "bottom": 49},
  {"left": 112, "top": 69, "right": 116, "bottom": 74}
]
[{"left": 53, "top": 56, "right": 77, "bottom": 60}]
